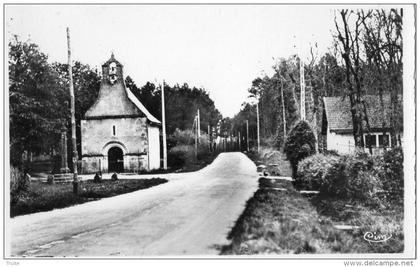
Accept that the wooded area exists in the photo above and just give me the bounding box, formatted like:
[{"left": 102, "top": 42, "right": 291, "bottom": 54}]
[{"left": 229, "top": 9, "right": 403, "bottom": 151}]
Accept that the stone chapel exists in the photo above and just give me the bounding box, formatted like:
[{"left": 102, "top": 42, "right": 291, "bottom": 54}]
[{"left": 81, "top": 54, "right": 161, "bottom": 173}]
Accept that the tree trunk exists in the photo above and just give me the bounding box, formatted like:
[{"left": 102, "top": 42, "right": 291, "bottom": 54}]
[{"left": 389, "top": 71, "right": 399, "bottom": 147}]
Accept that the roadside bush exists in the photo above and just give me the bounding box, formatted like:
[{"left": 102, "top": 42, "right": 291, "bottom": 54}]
[
  {"left": 167, "top": 128, "right": 211, "bottom": 169},
  {"left": 168, "top": 149, "right": 186, "bottom": 169},
  {"left": 260, "top": 136, "right": 277, "bottom": 148},
  {"left": 93, "top": 171, "right": 102, "bottom": 183},
  {"left": 47, "top": 174, "right": 54, "bottom": 184},
  {"left": 10, "top": 166, "right": 21, "bottom": 193},
  {"left": 319, "top": 153, "right": 381, "bottom": 201},
  {"left": 111, "top": 173, "right": 118, "bottom": 181},
  {"left": 169, "top": 128, "right": 210, "bottom": 147},
  {"left": 295, "top": 154, "right": 339, "bottom": 190},
  {"left": 376, "top": 147, "right": 403, "bottom": 203},
  {"left": 168, "top": 145, "right": 194, "bottom": 169},
  {"left": 322, "top": 150, "right": 340, "bottom": 157},
  {"left": 51, "top": 155, "right": 61, "bottom": 174},
  {"left": 10, "top": 166, "right": 31, "bottom": 205},
  {"left": 284, "top": 120, "right": 316, "bottom": 177},
  {"left": 169, "top": 129, "right": 195, "bottom": 146}
]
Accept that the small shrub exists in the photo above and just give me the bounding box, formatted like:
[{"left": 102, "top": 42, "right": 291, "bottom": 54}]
[
  {"left": 323, "top": 150, "right": 340, "bottom": 157},
  {"left": 168, "top": 145, "right": 194, "bottom": 168},
  {"left": 10, "top": 167, "right": 31, "bottom": 206},
  {"left": 47, "top": 174, "right": 54, "bottom": 184},
  {"left": 168, "top": 149, "right": 186, "bottom": 169},
  {"left": 167, "top": 128, "right": 211, "bottom": 169},
  {"left": 111, "top": 173, "right": 118, "bottom": 181},
  {"left": 169, "top": 128, "right": 210, "bottom": 147},
  {"left": 261, "top": 136, "right": 277, "bottom": 148},
  {"left": 284, "top": 120, "right": 316, "bottom": 177},
  {"left": 10, "top": 166, "right": 21, "bottom": 193},
  {"left": 376, "top": 147, "right": 403, "bottom": 203},
  {"left": 93, "top": 172, "right": 102, "bottom": 183},
  {"left": 296, "top": 154, "right": 339, "bottom": 190},
  {"left": 168, "top": 143, "right": 211, "bottom": 169},
  {"left": 319, "top": 154, "right": 381, "bottom": 200},
  {"left": 14, "top": 171, "right": 31, "bottom": 193},
  {"left": 51, "top": 155, "right": 62, "bottom": 174},
  {"left": 10, "top": 166, "right": 24, "bottom": 205},
  {"left": 319, "top": 158, "right": 347, "bottom": 196},
  {"left": 169, "top": 129, "right": 195, "bottom": 146}
]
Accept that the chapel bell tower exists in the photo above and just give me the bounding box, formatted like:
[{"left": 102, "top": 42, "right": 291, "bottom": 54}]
[{"left": 102, "top": 53, "right": 124, "bottom": 85}]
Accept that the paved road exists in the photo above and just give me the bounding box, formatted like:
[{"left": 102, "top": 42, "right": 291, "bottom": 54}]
[{"left": 8, "top": 152, "right": 258, "bottom": 257}]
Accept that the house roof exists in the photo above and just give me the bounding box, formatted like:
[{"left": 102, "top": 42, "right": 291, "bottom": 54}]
[
  {"left": 125, "top": 87, "right": 161, "bottom": 124},
  {"left": 323, "top": 95, "right": 402, "bottom": 132}
]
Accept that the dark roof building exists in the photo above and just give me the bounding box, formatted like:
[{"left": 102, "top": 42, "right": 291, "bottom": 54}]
[
  {"left": 322, "top": 95, "right": 403, "bottom": 154},
  {"left": 323, "top": 95, "right": 403, "bottom": 134}
]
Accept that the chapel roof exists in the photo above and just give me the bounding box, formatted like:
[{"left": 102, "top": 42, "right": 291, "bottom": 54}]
[
  {"left": 126, "top": 88, "right": 161, "bottom": 124},
  {"left": 85, "top": 54, "right": 161, "bottom": 125},
  {"left": 102, "top": 53, "right": 122, "bottom": 67}
]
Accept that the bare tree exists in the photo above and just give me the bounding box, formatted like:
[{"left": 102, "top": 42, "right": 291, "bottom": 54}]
[
  {"left": 362, "top": 9, "right": 388, "bottom": 149},
  {"left": 273, "top": 67, "right": 287, "bottom": 147},
  {"left": 363, "top": 9, "right": 402, "bottom": 147},
  {"left": 334, "top": 9, "right": 372, "bottom": 149}
]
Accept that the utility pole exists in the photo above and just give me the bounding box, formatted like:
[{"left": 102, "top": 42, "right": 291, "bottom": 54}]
[
  {"left": 238, "top": 131, "right": 241, "bottom": 151},
  {"left": 300, "top": 57, "right": 306, "bottom": 121},
  {"left": 246, "top": 120, "right": 249, "bottom": 152},
  {"left": 194, "top": 115, "right": 198, "bottom": 159},
  {"left": 161, "top": 80, "right": 167, "bottom": 170},
  {"left": 60, "top": 126, "right": 69, "bottom": 173},
  {"left": 197, "top": 109, "right": 201, "bottom": 141},
  {"left": 256, "top": 100, "right": 260, "bottom": 153},
  {"left": 280, "top": 78, "right": 287, "bottom": 143},
  {"left": 67, "top": 27, "right": 79, "bottom": 194},
  {"left": 208, "top": 125, "right": 211, "bottom": 151}
]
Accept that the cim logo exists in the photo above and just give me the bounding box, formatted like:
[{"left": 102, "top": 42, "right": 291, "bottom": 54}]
[{"left": 363, "top": 232, "right": 392, "bottom": 243}]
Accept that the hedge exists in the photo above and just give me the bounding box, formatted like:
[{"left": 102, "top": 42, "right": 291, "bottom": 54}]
[
  {"left": 319, "top": 153, "right": 380, "bottom": 200},
  {"left": 295, "top": 153, "right": 339, "bottom": 190},
  {"left": 284, "top": 120, "right": 316, "bottom": 177},
  {"left": 376, "top": 147, "right": 404, "bottom": 204},
  {"left": 295, "top": 147, "right": 403, "bottom": 204}
]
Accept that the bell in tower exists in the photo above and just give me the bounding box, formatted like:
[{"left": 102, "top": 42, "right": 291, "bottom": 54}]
[
  {"left": 102, "top": 53, "right": 123, "bottom": 85},
  {"left": 109, "top": 62, "right": 117, "bottom": 84}
]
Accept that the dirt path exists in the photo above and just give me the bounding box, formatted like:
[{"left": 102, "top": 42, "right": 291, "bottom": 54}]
[{"left": 8, "top": 152, "right": 258, "bottom": 257}]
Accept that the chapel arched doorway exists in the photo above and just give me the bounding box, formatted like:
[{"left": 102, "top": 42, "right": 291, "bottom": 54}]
[{"left": 108, "top": 146, "right": 124, "bottom": 173}]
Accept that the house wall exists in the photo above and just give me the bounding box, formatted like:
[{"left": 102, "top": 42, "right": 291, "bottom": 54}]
[
  {"left": 326, "top": 126, "right": 355, "bottom": 154},
  {"left": 81, "top": 117, "right": 149, "bottom": 173},
  {"left": 147, "top": 125, "right": 161, "bottom": 170},
  {"left": 327, "top": 128, "right": 397, "bottom": 155}
]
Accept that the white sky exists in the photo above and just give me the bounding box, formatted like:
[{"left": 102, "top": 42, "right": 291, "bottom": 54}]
[{"left": 6, "top": 5, "right": 340, "bottom": 117}]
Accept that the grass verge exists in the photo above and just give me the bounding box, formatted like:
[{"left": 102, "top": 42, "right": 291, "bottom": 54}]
[
  {"left": 221, "top": 181, "right": 403, "bottom": 254},
  {"left": 10, "top": 178, "right": 167, "bottom": 218},
  {"left": 221, "top": 149, "right": 403, "bottom": 254},
  {"left": 309, "top": 195, "right": 404, "bottom": 253}
]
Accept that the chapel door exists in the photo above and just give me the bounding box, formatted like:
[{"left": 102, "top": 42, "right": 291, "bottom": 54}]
[{"left": 108, "top": 146, "right": 124, "bottom": 173}]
